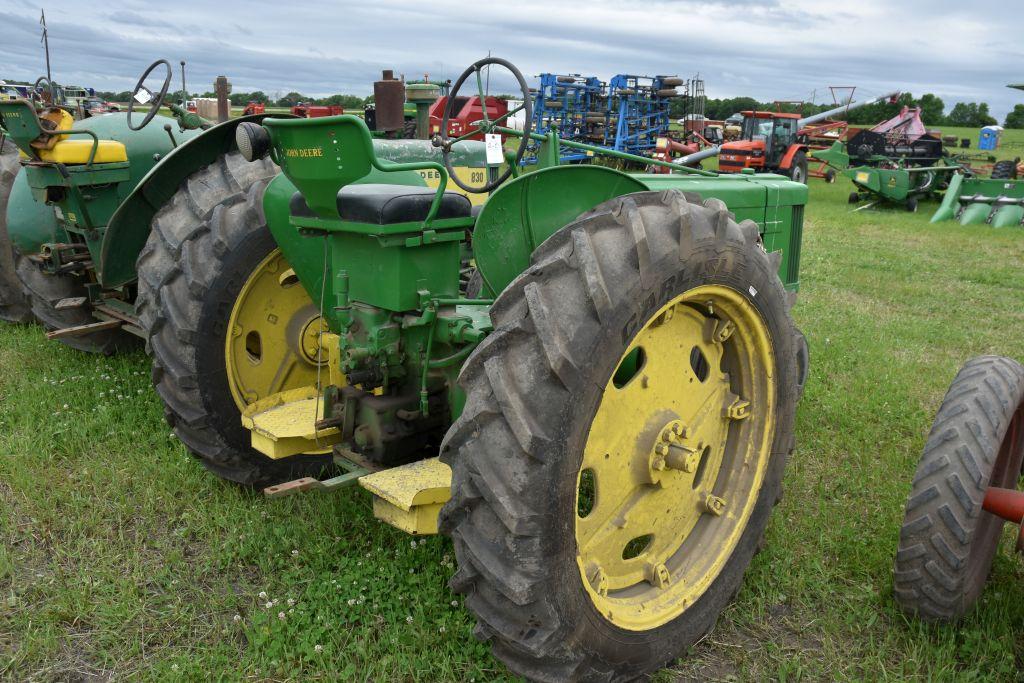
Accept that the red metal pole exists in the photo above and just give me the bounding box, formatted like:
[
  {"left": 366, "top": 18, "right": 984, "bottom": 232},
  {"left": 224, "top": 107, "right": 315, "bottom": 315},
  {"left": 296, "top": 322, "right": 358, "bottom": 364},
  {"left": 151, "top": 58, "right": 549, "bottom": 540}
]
[{"left": 983, "top": 487, "right": 1024, "bottom": 524}]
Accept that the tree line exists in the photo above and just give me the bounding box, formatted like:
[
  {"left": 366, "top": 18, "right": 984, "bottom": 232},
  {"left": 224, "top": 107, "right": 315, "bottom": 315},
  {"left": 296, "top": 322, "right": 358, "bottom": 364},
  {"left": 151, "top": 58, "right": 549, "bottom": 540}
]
[
  {"left": 93, "top": 87, "right": 1024, "bottom": 129},
  {"left": 674, "top": 92, "right": 1020, "bottom": 128}
]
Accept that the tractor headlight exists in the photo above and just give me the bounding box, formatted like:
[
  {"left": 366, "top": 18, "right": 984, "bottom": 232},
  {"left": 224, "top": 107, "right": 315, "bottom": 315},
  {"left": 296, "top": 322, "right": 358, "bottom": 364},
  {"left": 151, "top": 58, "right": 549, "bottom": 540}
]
[{"left": 236, "top": 122, "right": 271, "bottom": 162}]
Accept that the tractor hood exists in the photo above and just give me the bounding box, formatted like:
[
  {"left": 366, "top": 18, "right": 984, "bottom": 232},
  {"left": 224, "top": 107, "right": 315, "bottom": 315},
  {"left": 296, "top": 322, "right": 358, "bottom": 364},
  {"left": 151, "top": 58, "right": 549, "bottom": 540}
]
[{"left": 720, "top": 140, "right": 764, "bottom": 155}]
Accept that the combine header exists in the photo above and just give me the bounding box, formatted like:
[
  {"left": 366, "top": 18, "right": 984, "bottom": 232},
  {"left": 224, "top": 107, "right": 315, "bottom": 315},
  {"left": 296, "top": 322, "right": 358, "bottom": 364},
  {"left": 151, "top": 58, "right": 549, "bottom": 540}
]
[{"left": 929, "top": 83, "right": 1024, "bottom": 226}]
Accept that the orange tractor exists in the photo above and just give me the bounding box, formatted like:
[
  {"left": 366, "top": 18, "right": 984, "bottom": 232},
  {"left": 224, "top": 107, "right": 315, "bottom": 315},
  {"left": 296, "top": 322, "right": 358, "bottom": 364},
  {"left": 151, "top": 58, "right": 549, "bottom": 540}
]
[{"left": 718, "top": 92, "right": 899, "bottom": 183}]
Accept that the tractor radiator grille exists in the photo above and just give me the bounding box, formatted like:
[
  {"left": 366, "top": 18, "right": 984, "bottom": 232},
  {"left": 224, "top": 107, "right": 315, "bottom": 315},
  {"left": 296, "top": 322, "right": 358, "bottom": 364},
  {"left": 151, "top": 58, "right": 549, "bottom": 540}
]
[{"left": 787, "top": 205, "right": 804, "bottom": 286}]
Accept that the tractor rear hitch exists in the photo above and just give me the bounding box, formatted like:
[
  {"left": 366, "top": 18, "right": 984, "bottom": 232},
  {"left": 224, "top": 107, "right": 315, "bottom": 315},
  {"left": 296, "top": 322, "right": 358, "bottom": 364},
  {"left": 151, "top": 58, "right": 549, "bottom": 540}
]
[{"left": 982, "top": 486, "right": 1024, "bottom": 553}]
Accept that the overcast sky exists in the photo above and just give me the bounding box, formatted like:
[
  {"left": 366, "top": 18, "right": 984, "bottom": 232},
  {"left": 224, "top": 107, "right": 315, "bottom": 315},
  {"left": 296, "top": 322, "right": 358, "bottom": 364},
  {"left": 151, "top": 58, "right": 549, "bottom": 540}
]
[{"left": 1, "top": 0, "right": 1022, "bottom": 120}]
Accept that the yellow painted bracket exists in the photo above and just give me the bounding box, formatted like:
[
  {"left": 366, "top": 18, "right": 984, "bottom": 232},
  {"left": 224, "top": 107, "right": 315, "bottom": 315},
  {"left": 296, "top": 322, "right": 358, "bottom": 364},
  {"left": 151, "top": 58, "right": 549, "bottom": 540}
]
[
  {"left": 240, "top": 385, "right": 341, "bottom": 459},
  {"left": 358, "top": 458, "right": 452, "bottom": 535}
]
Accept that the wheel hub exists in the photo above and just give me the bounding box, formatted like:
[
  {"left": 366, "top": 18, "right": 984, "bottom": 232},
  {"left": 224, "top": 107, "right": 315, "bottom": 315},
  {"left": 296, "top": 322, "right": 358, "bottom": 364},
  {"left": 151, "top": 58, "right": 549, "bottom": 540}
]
[
  {"left": 575, "top": 285, "right": 775, "bottom": 631},
  {"left": 225, "top": 248, "right": 329, "bottom": 410}
]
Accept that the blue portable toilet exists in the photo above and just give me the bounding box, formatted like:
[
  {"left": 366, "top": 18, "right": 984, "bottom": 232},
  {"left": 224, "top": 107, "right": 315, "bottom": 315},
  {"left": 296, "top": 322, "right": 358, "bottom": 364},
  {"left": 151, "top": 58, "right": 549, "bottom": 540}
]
[{"left": 979, "top": 125, "right": 1002, "bottom": 150}]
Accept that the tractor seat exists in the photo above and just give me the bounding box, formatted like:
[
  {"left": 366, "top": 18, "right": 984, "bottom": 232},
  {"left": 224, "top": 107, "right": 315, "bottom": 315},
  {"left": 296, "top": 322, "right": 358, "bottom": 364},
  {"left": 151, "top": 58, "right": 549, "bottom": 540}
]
[
  {"left": 33, "top": 139, "right": 128, "bottom": 165},
  {"left": 290, "top": 184, "right": 472, "bottom": 225},
  {"left": 0, "top": 99, "right": 126, "bottom": 165}
]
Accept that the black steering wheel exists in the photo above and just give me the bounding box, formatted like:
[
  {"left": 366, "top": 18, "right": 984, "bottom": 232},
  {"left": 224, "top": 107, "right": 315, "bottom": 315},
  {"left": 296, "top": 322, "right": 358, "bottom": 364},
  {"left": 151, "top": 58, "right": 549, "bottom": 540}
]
[
  {"left": 127, "top": 59, "right": 172, "bottom": 131},
  {"left": 434, "top": 57, "right": 533, "bottom": 194}
]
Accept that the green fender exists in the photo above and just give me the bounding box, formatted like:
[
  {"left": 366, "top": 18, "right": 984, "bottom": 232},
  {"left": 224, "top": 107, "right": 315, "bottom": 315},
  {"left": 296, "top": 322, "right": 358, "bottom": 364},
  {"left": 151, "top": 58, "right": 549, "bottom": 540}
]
[
  {"left": 98, "top": 114, "right": 282, "bottom": 288},
  {"left": 6, "top": 169, "right": 63, "bottom": 254},
  {"left": 473, "top": 165, "right": 648, "bottom": 297}
]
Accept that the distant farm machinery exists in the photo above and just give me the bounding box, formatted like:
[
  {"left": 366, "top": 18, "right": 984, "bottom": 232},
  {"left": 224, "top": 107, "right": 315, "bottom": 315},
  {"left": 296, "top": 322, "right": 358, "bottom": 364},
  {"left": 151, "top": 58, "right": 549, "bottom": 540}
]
[
  {"left": 928, "top": 84, "right": 1024, "bottom": 226},
  {"left": 812, "top": 103, "right": 965, "bottom": 211},
  {"left": 527, "top": 71, "right": 703, "bottom": 164},
  {"left": 719, "top": 91, "right": 900, "bottom": 184}
]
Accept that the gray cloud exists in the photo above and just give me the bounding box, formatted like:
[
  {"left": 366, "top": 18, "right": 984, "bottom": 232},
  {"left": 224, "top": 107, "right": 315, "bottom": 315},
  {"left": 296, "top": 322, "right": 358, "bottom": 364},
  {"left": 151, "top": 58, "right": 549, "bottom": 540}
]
[{"left": 1, "top": 1, "right": 1021, "bottom": 119}]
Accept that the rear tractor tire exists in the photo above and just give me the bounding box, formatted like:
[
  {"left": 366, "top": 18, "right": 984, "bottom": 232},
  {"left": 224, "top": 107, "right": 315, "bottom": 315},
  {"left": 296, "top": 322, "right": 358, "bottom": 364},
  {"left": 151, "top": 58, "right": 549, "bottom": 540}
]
[
  {"left": 14, "top": 250, "right": 138, "bottom": 354},
  {"left": 0, "top": 137, "right": 33, "bottom": 323},
  {"left": 440, "top": 190, "right": 802, "bottom": 681},
  {"left": 894, "top": 356, "right": 1024, "bottom": 621},
  {"left": 138, "top": 151, "right": 333, "bottom": 488}
]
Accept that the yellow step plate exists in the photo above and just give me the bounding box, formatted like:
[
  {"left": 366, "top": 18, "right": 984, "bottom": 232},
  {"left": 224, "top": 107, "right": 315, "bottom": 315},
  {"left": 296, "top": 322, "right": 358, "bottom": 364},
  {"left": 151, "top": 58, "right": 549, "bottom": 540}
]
[
  {"left": 358, "top": 458, "right": 452, "bottom": 535},
  {"left": 240, "top": 386, "right": 340, "bottom": 459}
]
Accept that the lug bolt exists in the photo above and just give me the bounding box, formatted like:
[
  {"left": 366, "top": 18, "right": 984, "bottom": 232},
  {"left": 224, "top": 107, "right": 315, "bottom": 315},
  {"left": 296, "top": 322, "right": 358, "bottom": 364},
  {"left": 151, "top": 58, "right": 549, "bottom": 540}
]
[
  {"left": 644, "top": 562, "right": 671, "bottom": 588},
  {"left": 705, "top": 495, "right": 726, "bottom": 516},
  {"left": 589, "top": 565, "right": 609, "bottom": 596},
  {"left": 725, "top": 397, "right": 751, "bottom": 420}
]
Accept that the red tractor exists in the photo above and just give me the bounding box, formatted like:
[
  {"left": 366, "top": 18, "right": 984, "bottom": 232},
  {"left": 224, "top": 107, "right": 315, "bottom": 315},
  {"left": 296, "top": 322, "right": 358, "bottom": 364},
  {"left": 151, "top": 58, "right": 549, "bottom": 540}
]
[
  {"left": 718, "top": 91, "right": 899, "bottom": 183},
  {"left": 719, "top": 111, "right": 809, "bottom": 182},
  {"left": 291, "top": 103, "right": 345, "bottom": 118},
  {"left": 242, "top": 101, "right": 266, "bottom": 116}
]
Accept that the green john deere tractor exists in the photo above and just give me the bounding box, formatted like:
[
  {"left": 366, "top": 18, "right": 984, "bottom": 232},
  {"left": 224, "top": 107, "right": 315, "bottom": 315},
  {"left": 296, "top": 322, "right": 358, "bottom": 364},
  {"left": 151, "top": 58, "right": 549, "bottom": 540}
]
[
  {"left": 217, "top": 57, "right": 807, "bottom": 679},
  {"left": 4, "top": 53, "right": 809, "bottom": 679},
  {"left": 0, "top": 57, "right": 491, "bottom": 482}
]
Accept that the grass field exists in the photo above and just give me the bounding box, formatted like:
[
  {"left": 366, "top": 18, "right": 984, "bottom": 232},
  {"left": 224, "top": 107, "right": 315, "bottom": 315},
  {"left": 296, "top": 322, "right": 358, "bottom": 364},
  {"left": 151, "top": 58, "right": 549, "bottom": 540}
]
[{"left": 2, "top": 128, "right": 1024, "bottom": 681}]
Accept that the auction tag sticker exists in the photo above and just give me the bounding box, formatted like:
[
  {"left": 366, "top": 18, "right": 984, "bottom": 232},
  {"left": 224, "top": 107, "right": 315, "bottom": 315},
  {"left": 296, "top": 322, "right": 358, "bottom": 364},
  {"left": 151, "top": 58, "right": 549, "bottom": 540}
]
[
  {"left": 134, "top": 87, "right": 153, "bottom": 105},
  {"left": 484, "top": 133, "right": 504, "bottom": 166},
  {"left": 855, "top": 171, "right": 869, "bottom": 183}
]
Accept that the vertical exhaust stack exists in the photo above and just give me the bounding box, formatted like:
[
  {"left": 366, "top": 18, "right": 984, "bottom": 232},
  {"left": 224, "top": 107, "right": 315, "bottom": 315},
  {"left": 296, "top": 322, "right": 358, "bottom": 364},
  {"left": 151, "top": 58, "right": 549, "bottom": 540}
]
[{"left": 373, "top": 70, "right": 405, "bottom": 133}]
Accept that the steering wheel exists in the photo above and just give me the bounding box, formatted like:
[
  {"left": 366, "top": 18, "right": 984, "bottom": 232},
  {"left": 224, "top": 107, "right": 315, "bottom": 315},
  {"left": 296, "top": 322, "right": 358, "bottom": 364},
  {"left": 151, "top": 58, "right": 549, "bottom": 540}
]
[
  {"left": 434, "top": 57, "right": 533, "bottom": 194},
  {"left": 33, "top": 76, "right": 57, "bottom": 104},
  {"left": 127, "top": 59, "right": 172, "bottom": 131}
]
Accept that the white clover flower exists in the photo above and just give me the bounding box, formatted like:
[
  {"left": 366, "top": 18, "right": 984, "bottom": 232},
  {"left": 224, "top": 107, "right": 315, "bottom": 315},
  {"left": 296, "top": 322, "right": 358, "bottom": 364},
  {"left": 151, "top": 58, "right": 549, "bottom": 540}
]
[
  {"left": 450, "top": 600, "right": 458, "bottom": 607},
  {"left": 287, "top": 598, "right": 295, "bottom": 607},
  {"left": 233, "top": 614, "right": 242, "bottom": 623},
  {"left": 277, "top": 611, "right": 286, "bottom": 620},
  {"left": 171, "top": 664, "right": 179, "bottom": 672},
  {"left": 265, "top": 601, "right": 273, "bottom": 609},
  {"left": 406, "top": 615, "right": 413, "bottom": 623},
  {"left": 291, "top": 549, "right": 299, "bottom": 556},
  {"left": 439, "top": 626, "right": 446, "bottom": 633},
  {"left": 314, "top": 644, "right": 323, "bottom": 653}
]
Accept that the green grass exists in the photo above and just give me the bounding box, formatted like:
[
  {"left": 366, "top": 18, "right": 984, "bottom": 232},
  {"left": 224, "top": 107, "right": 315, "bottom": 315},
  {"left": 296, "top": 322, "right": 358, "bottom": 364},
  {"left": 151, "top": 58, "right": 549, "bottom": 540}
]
[{"left": 3, "top": 130, "right": 1024, "bottom": 681}]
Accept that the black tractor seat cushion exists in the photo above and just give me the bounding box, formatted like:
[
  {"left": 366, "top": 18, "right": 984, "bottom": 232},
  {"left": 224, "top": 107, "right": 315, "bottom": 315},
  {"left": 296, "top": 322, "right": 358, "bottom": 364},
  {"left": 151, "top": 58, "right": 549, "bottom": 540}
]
[
  {"left": 289, "top": 184, "right": 472, "bottom": 225},
  {"left": 339, "top": 183, "right": 471, "bottom": 224}
]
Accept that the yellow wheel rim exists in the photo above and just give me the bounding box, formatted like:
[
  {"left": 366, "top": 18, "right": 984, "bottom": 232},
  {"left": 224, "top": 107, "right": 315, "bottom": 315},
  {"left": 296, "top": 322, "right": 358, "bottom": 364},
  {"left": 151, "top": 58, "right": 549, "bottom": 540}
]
[
  {"left": 225, "top": 248, "right": 329, "bottom": 423},
  {"left": 575, "top": 284, "right": 776, "bottom": 631}
]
